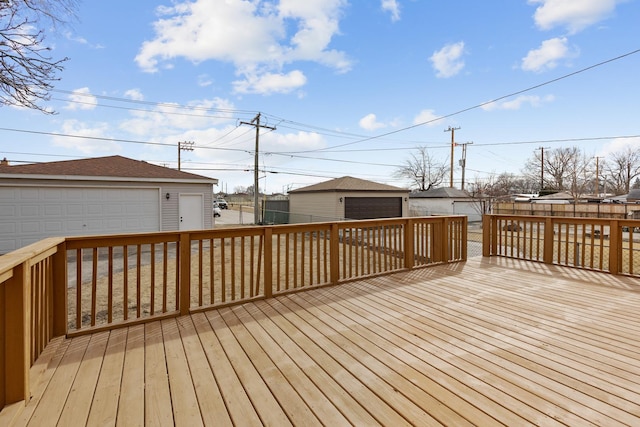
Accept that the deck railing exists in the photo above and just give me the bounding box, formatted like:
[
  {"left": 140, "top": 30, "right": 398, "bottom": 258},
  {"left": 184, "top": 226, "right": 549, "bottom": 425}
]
[
  {"left": 0, "top": 215, "right": 466, "bottom": 410},
  {"left": 483, "top": 214, "right": 640, "bottom": 276}
]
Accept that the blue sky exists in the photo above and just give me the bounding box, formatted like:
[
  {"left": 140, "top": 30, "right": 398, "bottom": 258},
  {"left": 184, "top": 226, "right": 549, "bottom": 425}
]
[{"left": 2, "top": 0, "right": 639, "bottom": 194}]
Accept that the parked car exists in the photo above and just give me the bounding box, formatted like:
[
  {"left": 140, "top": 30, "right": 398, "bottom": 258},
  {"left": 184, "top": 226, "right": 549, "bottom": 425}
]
[
  {"left": 502, "top": 222, "right": 522, "bottom": 231},
  {"left": 213, "top": 205, "right": 221, "bottom": 217},
  {"left": 217, "top": 199, "right": 228, "bottom": 209}
]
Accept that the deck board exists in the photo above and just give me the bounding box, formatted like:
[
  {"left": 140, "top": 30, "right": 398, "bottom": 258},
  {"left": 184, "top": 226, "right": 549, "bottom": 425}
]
[{"left": 5, "top": 257, "right": 640, "bottom": 426}]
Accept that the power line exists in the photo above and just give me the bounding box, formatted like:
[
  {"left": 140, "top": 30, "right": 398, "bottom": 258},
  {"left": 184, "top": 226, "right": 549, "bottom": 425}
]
[{"left": 279, "top": 48, "right": 640, "bottom": 153}]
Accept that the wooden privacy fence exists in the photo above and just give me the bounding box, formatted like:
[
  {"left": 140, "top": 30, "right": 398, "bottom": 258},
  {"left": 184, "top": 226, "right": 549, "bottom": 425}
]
[
  {"left": 483, "top": 214, "right": 640, "bottom": 276},
  {"left": 0, "top": 216, "right": 466, "bottom": 410}
]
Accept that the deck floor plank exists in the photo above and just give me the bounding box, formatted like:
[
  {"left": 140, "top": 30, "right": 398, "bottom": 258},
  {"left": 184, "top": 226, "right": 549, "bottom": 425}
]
[
  {"left": 204, "top": 309, "right": 293, "bottom": 426},
  {"left": 190, "top": 312, "right": 263, "bottom": 426},
  {"left": 57, "top": 331, "right": 110, "bottom": 426},
  {"left": 219, "top": 307, "right": 321, "bottom": 426},
  {"left": 174, "top": 315, "right": 232, "bottom": 427},
  {"left": 288, "top": 290, "right": 485, "bottom": 427},
  {"left": 116, "top": 324, "right": 144, "bottom": 427},
  {"left": 144, "top": 321, "right": 174, "bottom": 426},
  {"left": 86, "top": 328, "right": 128, "bottom": 427},
  {"left": 231, "top": 304, "right": 352, "bottom": 426},
  {"left": 295, "top": 288, "right": 532, "bottom": 427},
  {"left": 4, "top": 257, "right": 640, "bottom": 427},
  {"left": 267, "top": 297, "right": 425, "bottom": 426},
  {"left": 410, "top": 273, "right": 640, "bottom": 408},
  {"left": 161, "top": 318, "right": 204, "bottom": 427},
  {"left": 25, "top": 334, "right": 91, "bottom": 427},
  {"left": 246, "top": 302, "right": 381, "bottom": 425},
  {"left": 334, "top": 282, "right": 570, "bottom": 426}
]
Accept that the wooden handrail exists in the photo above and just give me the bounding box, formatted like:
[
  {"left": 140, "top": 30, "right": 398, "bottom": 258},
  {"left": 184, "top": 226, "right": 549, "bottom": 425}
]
[
  {"left": 0, "top": 216, "right": 467, "bottom": 411},
  {"left": 483, "top": 214, "right": 640, "bottom": 278}
]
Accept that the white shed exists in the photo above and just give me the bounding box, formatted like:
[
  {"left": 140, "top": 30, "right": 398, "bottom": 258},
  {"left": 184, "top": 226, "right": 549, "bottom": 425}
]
[
  {"left": 0, "top": 155, "right": 217, "bottom": 253},
  {"left": 409, "top": 187, "right": 482, "bottom": 222},
  {"left": 289, "top": 176, "right": 409, "bottom": 223}
]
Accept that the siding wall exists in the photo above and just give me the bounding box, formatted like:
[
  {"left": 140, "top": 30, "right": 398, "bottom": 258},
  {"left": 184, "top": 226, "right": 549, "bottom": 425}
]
[
  {"left": 410, "top": 198, "right": 482, "bottom": 222},
  {"left": 0, "top": 178, "right": 213, "bottom": 232},
  {"left": 161, "top": 183, "right": 213, "bottom": 230},
  {"left": 290, "top": 191, "right": 409, "bottom": 224}
]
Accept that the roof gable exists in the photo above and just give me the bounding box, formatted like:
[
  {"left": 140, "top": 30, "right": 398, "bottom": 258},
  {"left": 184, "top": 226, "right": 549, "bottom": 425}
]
[
  {"left": 290, "top": 176, "right": 407, "bottom": 193},
  {"left": 0, "top": 155, "right": 216, "bottom": 182}
]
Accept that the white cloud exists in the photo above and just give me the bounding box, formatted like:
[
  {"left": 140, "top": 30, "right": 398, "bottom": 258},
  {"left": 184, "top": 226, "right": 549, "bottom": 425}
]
[
  {"left": 233, "top": 70, "right": 307, "bottom": 95},
  {"left": 529, "top": 0, "right": 620, "bottom": 34},
  {"left": 430, "top": 42, "right": 465, "bottom": 78},
  {"left": 481, "top": 95, "right": 555, "bottom": 111},
  {"left": 521, "top": 37, "right": 575, "bottom": 72},
  {"left": 198, "top": 74, "right": 213, "bottom": 87},
  {"left": 135, "top": 0, "right": 350, "bottom": 95},
  {"left": 413, "top": 110, "right": 443, "bottom": 126},
  {"left": 120, "top": 97, "right": 237, "bottom": 137},
  {"left": 52, "top": 120, "right": 118, "bottom": 154},
  {"left": 265, "top": 130, "right": 325, "bottom": 151},
  {"left": 381, "top": 0, "right": 401, "bottom": 22},
  {"left": 359, "top": 113, "right": 386, "bottom": 131},
  {"left": 124, "top": 89, "right": 144, "bottom": 101},
  {"left": 599, "top": 137, "right": 640, "bottom": 158},
  {"left": 65, "top": 87, "right": 98, "bottom": 111}
]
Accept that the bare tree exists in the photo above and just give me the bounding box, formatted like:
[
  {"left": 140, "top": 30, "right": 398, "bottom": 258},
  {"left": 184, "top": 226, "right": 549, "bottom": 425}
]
[
  {"left": 565, "top": 149, "right": 594, "bottom": 199},
  {"left": 523, "top": 146, "right": 584, "bottom": 192},
  {"left": 0, "top": 0, "right": 77, "bottom": 113},
  {"left": 603, "top": 145, "right": 640, "bottom": 195},
  {"left": 394, "top": 146, "right": 449, "bottom": 191}
]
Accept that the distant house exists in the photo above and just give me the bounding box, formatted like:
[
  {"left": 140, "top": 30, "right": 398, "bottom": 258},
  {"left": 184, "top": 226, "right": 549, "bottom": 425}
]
[
  {"left": 409, "top": 187, "right": 481, "bottom": 222},
  {"left": 288, "top": 176, "right": 409, "bottom": 223},
  {"left": 627, "top": 189, "right": 640, "bottom": 203},
  {"left": 0, "top": 155, "right": 217, "bottom": 253}
]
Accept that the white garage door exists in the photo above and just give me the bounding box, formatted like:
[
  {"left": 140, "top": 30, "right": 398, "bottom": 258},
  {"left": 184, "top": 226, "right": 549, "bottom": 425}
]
[{"left": 0, "top": 186, "right": 160, "bottom": 253}]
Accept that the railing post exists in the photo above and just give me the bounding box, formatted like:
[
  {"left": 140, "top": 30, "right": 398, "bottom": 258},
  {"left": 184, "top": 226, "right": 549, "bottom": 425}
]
[
  {"left": 330, "top": 223, "right": 340, "bottom": 285},
  {"left": 461, "top": 216, "right": 468, "bottom": 261},
  {"left": 543, "top": 217, "right": 554, "bottom": 264},
  {"left": 482, "top": 215, "right": 491, "bottom": 257},
  {"left": 52, "top": 242, "right": 68, "bottom": 337},
  {"left": 609, "top": 220, "right": 620, "bottom": 274},
  {"left": 3, "top": 262, "right": 30, "bottom": 404},
  {"left": 179, "top": 233, "right": 191, "bottom": 316},
  {"left": 264, "top": 227, "right": 273, "bottom": 298},
  {"left": 404, "top": 219, "right": 414, "bottom": 269},
  {"left": 445, "top": 217, "right": 452, "bottom": 262}
]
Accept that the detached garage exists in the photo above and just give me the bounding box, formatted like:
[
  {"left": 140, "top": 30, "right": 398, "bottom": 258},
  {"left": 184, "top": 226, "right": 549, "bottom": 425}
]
[
  {"left": 0, "top": 155, "right": 217, "bottom": 253},
  {"left": 289, "top": 176, "right": 409, "bottom": 223}
]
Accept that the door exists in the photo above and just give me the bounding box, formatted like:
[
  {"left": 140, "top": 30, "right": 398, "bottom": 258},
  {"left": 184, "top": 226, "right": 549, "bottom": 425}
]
[{"left": 179, "top": 194, "right": 204, "bottom": 230}]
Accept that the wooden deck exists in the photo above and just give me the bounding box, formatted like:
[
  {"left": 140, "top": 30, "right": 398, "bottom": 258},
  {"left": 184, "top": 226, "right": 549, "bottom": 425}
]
[{"left": 3, "top": 256, "right": 640, "bottom": 426}]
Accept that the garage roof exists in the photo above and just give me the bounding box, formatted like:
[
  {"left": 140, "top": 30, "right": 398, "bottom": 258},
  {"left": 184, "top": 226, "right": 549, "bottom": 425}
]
[
  {"left": 290, "top": 176, "right": 407, "bottom": 193},
  {"left": 410, "top": 187, "right": 471, "bottom": 198},
  {"left": 0, "top": 155, "right": 217, "bottom": 184}
]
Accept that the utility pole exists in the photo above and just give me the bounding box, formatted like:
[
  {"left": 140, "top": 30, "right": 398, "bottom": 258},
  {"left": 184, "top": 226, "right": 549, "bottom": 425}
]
[
  {"left": 594, "top": 156, "right": 602, "bottom": 197},
  {"left": 240, "top": 113, "right": 276, "bottom": 224},
  {"left": 536, "top": 146, "right": 550, "bottom": 193},
  {"left": 178, "top": 141, "right": 194, "bottom": 171},
  {"left": 457, "top": 142, "right": 473, "bottom": 191},
  {"left": 444, "top": 126, "right": 460, "bottom": 188}
]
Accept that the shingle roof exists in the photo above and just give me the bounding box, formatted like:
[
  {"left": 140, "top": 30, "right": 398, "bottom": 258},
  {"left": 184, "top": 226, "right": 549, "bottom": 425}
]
[
  {"left": 409, "top": 187, "right": 471, "bottom": 198},
  {"left": 0, "top": 155, "right": 216, "bottom": 182},
  {"left": 290, "top": 176, "right": 407, "bottom": 193}
]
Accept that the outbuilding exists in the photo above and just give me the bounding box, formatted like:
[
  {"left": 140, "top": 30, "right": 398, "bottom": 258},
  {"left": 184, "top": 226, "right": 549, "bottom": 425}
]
[
  {"left": 0, "top": 155, "right": 217, "bottom": 253},
  {"left": 409, "top": 187, "right": 481, "bottom": 222},
  {"left": 288, "top": 176, "right": 409, "bottom": 223}
]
